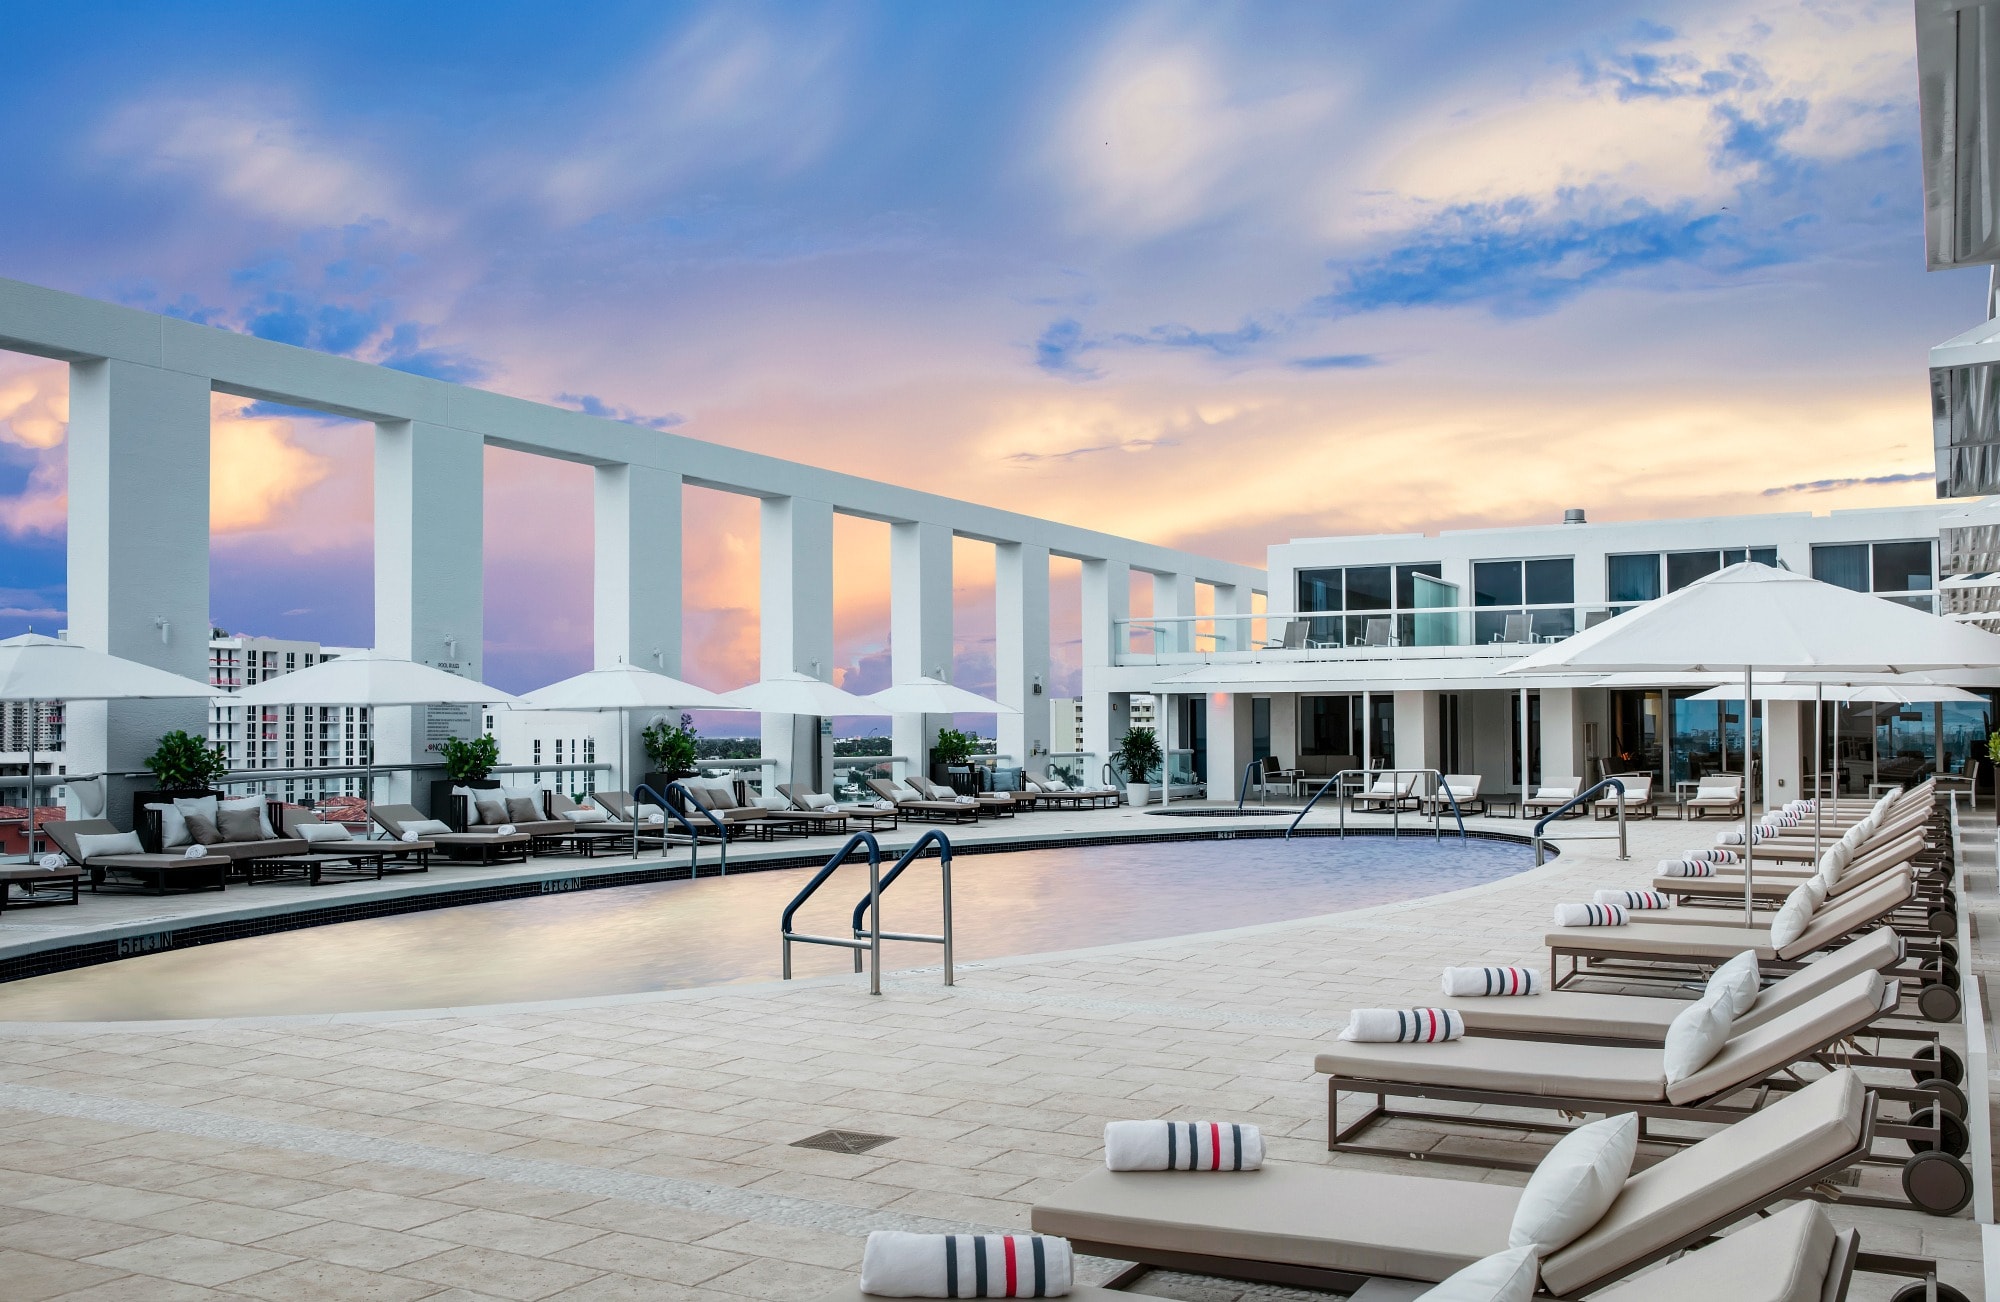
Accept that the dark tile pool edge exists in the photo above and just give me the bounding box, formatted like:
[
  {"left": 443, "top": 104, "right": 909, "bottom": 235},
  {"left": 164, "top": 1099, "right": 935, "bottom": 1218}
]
[{"left": 0, "top": 826, "right": 1545, "bottom": 986}]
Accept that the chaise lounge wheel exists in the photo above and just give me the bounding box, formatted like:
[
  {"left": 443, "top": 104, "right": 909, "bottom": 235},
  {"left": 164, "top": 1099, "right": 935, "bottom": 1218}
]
[
  {"left": 1914, "top": 1043, "right": 1966, "bottom": 1087},
  {"left": 1891, "top": 1283, "right": 1971, "bottom": 1302},
  {"left": 1909, "top": 1105, "right": 1971, "bottom": 1158},
  {"left": 1920, "top": 958, "right": 1961, "bottom": 990},
  {"left": 1902, "top": 1150, "right": 1974, "bottom": 1215},
  {"left": 1938, "top": 940, "right": 1959, "bottom": 965},
  {"left": 1915, "top": 1077, "right": 1969, "bottom": 1120},
  {"left": 1926, "top": 907, "right": 1958, "bottom": 935},
  {"left": 1917, "top": 982, "right": 1962, "bottom": 1023}
]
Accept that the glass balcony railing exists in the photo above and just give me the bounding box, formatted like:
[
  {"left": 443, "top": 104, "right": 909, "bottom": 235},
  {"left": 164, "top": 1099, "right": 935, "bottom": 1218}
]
[{"left": 1110, "top": 604, "right": 1595, "bottom": 665}]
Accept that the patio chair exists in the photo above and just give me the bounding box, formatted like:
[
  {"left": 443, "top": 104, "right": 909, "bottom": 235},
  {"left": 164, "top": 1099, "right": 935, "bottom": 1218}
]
[
  {"left": 1261, "top": 619, "right": 1307, "bottom": 650},
  {"left": 1494, "top": 612, "right": 1533, "bottom": 644},
  {"left": 1317, "top": 973, "right": 1968, "bottom": 1215},
  {"left": 1684, "top": 774, "right": 1744, "bottom": 819},
  {"left": 1420, "top": 773, "right": 1484, "bottom": 816},
  {"left": 1350, "top": 771, "right": 1419, "bottom": 812},
  {"left": 1592, "top": 773, "right": 1653, "bottom": 819},
  {"left": 867, "top": 777, "right": 980, "bottom": 823},
  {"left": 1522, "top": 777, "right": 1583, "bottom": 819},
  {"left": 1353, "top": 616, "right": 1392, "bottom": 648},
  {"left": 1031, "top": 1070, "right": 1885, "bottom": 1295},
  {"left": 913, "top": 774, "right": 1015, "bottom": 817}
]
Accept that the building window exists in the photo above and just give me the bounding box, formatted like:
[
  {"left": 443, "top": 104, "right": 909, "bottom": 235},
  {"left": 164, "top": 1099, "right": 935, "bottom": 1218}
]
[
  {"left": 1296, "top": 562, "right": 1444, "bottom": 646},
  {"left": 1473, "top": 557, "right": 1575, "bottom": 643},
  {"left": 1812, "top": 541, "right": 1935, "bottom": 609}
]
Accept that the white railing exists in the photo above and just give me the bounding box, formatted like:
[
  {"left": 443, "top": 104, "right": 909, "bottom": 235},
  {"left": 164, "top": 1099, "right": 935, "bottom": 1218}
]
[{"left": 1111, "top": 604, "right": 1600, "bottom": 665}]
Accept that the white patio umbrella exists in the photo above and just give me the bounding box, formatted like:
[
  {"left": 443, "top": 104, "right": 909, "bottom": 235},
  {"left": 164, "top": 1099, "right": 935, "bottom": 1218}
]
[
  {"left": 1505, "top": 563, "right": 2000, "bottom": 922},
  {"left": 721, "top": 672, "right": 890, "bottom": 717},
  {"left": 232, "top": 649, "right": 519, "bottom": 807},
  {"left": 0, "top": 633, "right": 216, "bottom": 858},
  {"left": 515, "top": 664, "right": 738, "bottom": 794},
  {"left": 864, "top": 677, "right": 1018, "bottom": 715}
]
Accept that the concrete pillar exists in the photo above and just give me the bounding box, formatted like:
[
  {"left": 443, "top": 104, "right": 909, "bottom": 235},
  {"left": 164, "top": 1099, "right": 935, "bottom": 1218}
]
[
  {"left": 594, "top": 463, "right": 682, "bottom": 790},
  {"left": 995, "top": 541, "right": 1051, "bottom": 777},
  {"left": 1539, "top": 687, "right": 1581, "bottom": 784},
  {"left": 1271, "top": 693, "right": 1300, "bottom": 770},
  {"left": 1081, "top": 558, "right": 1131, "bottom": 775},
  {"left": 65, "top": 359, "right": 212, "bottom": 827},
  {"left": 1211, "top": 581, "right": 1251, "bottom": 651},
  {"left": 1153, "top": 571, "right": 1195, "bottom": 655},
  {"left": 1395, "top": 690, "right": 1439, "bottom": 773},
  {"left": 890, "top": 520, "right": 953, "bottom": 781},
  {"left": 1763, "top": 699, "right": 1803, "bottom": 809},
  {"left": 375, "top": 419, "right": 485, "bottom": 807},
  {"left": 1208, "top": 691, "right": 1255, "bottom": 801},
  {"left": 760, "top": 496, "right": 835, "bottom": 789}
]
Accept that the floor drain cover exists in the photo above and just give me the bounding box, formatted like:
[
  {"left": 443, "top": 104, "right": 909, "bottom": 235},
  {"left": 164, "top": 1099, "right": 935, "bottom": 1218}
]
[{"left": 792, "top": 1129, "right": 895, "bottom": 1155}]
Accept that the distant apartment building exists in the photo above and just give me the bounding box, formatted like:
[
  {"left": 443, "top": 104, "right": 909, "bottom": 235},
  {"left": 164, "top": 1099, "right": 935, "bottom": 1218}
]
[
  {"left": 209, "top": 634, "right": 368, "bottom": 800},
  {"left": 1048, "top": 695, "right": 1155, "bottom": 766},
  {"left": 0, "top": 698, "right": 64, "bottom": 806},
  {"left": 482, "top": 707, "right": 607, "bottom": 798}
]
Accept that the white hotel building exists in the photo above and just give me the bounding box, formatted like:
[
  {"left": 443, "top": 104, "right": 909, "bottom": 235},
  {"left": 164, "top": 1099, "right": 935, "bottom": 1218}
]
[{"left": 207, "top": 634, "right": 370, "bottom": 801}]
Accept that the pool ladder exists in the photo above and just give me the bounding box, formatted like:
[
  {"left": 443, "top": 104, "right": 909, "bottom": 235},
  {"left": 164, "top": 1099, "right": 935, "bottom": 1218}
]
[{"left": 780, "top": 830, "right": 954, "bottom": 995}]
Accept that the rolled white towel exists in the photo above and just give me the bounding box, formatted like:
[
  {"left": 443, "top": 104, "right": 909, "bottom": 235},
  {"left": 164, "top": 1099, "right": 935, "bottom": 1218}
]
[
  {"left": 953, "top": 795, "right": 976, "bottom": 805},
  {"left": 1104, "top": 1120, "right": 1264, "bottom": 1171},
  {"left": 1690, "top": 847, "right": 1740, "bottom": 864},
  {"left": 1593, "top": 889, "right": 1668, "bottom": 910},
  {"left": 859, "top": 1230, "right": 1073, "bottom": 1298},
  {"left": 1441, "top": 966, "right": 1540, "bottom": 997},
  {"left": 1339, "top": 1007, "right": 1464, "bottom": 1042},
  {"left": 873, "top": 799, "right": 896, "bottom": 811},
  {"left": 1715, "top": 827, "right": 1768, "bottom": 846},
  {"left": 182, "top": 844, "right": 207, "bottom": 859},
  {"left": 38, "top": 853, "right": 68, "bottom": 871},
  {"left": 495, "top": 824, "right": 516, "bottom": 835},
  {"left": 401, "top": 830, "right": 421, "bottom": 843},
  {"left": 1658, "top": 858, "right": 1713, "bottom": 877},
  {"left": 1552, "top": 902, "right": 1627, "bottom": 927}
]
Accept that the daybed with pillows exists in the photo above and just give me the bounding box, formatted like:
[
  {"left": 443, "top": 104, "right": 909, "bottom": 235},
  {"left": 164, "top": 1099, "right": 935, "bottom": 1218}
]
[{"left": 41, "top": 818, "right": 229, "bottom": 894}]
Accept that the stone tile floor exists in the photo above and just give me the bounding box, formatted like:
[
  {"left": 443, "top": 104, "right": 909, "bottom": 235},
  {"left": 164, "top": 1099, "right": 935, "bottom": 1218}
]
[{"left": 0, "top": 804, "right": 1985, "bottom": 1299}]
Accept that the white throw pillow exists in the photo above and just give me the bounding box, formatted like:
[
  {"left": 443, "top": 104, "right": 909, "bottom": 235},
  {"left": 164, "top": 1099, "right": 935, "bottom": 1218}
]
[
  {"left": 1705, "top": 951, "right": 1759, "bottom": 1018},
  {"left": 749, "top": 794, "right": 789, "bottom": 811},
  {"left": 1042, "top": 776, "right": 1071, "bottom": 791},
  {"left": 1770, "top": 884, "right": 1818, "bottom": 949},
  {"left": 296, "top": 822, "right": 351, "bottom": 843},
  {"left": 75, "top": 830, "right": 145, "bottom": 860},
  {"left": 1507, "top": 1113, "right": 1638, "bottom": 1254},
  {"left": 1416, "top": 1244, "right": 1539, "bottom": 1302},
  {"left": 170, "top": 795, "right": 220, "bottom": 846},
  {"left": 562, "top": 807, "right": 610, "bottom": 823},
  {"left": 1533, "top": 786, "right": 1571, "bottom": 800},
  {"left": 218, "top": 795, "right": 276, "bottom": 840},
  {"left": 148, "top": 802, "right": 191, "bottom": 848},
  {"left": 453, "top": 786, "right": 491, "bottom": 824},
  {"left": 1817, "top": 841, "right": 1850, "bottom": 891},
  {"left": 400, "top": 818, "right": 452, "bottom": 837},
  {"left": 802, "top": 793, "right": 835, "bottom": 810},
  {"left": 1801, "top": 876, "right": 1828, "bottom": 908},
  {"left": 1663, "top": 996, "right": 1733, "bottom": 1085}
]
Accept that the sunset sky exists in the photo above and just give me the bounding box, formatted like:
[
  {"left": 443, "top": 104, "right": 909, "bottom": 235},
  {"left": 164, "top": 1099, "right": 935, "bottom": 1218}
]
[{"left": 0, "top": 0, "right": 1981, "bottom": 706}]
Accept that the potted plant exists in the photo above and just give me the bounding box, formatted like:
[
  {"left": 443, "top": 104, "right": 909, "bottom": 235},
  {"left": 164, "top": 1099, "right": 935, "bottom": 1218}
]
[
  {"left": 930, "top": 727, "right": 979, "bottom": 791},
  {"left": 133, "top": 729, "right": 229, "bottom": 848},
  {"left": 430, "top": 734, "right": 501, "bottom": 829},
  {"left": 641, "top": 714, "right": 700, "bottom": 801},
  {"left": 1116, "top": 727, "right": 1163, "bottom": 807}
]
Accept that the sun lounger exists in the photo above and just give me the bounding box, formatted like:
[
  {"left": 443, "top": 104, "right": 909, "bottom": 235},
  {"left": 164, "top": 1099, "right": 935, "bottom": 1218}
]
[
  {"left": 1683, "top": 775, "right": 1743, "bottom": 818},
  {"left": 1593, "top": 773, "right": 1653, "bottom": 819},
  {"left": 1318, "top": 972, "right": 1969, "bottom": 1214},
  {"left": 1350, "top": 772, "right": 1420, "bottom": 813},
  {"left": 40, "top": 818, "right": 229, "bottom": 894},
  {"left": 1654, "top": 831, "right": 1924, "bottom": 904},
  {"left": 1523, "top": 777, "right": 1584, "bottom": 819},
  {"left": 1585, "top": 1201, "right": 1859, "bottom": 1302},
  {"left": 0, "top": 859, "right": 82, "bottom": 910},
  {"left": 1033, "top": 1070, "right": 1874, "bottom": 1294},
  {"left": 911, "top": 775, "right": 1016, "bottom": 817},
  {"left": 369, "top": 804, "right": 529, "bottom": 863},
  {"left": 867, "top": 778, "right": 980, "bottom": 823},
  {"left": 778, "top": 783, "right": 898, "bottom": 832},
  {"left": 1419, "top": 773, "right": 1484, "bottom": 816}
]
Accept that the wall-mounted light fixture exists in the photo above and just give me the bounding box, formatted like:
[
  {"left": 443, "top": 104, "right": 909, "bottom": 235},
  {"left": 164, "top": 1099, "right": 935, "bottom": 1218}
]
[
  {"left": 443, "top": 635, "right": 459, "bottom": 660},
  {"left": 153, "top": 617, "right": 170, "bottom": 645}
]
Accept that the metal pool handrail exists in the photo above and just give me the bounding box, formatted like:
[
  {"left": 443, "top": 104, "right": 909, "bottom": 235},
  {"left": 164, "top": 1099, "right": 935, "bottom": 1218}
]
[
  {"left": 1531, "top": 777, "right": 1626, "bottom": 866},
  {"left": 782, "top": 831, "right": 885, "bottom": 995},
  {"left": 849, "top": 829, "right": 954, "bottom": 988},
  {"left": 1286, "top": 768, "right": 1466, "bottom": 843},
  {"left": 632, "top": 782, "right": 730, "bottom": 877}
]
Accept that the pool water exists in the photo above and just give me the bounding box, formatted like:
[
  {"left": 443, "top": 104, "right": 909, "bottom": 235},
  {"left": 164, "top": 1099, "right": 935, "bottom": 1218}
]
[{"left": 0, "top": 834, "right": 1535, "bottom": 1021}]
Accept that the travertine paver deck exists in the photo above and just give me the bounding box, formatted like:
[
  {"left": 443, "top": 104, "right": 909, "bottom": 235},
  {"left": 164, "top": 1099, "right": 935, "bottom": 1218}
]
[{"left": 0, "top": 804, "right": 1984, "bottom": 1300}]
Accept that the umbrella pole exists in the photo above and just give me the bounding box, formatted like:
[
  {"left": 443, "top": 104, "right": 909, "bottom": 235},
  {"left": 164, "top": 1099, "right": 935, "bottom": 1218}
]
[
  {"left": 24, "top": 697, "right": 36, "bottom": 864},
  {"left": 1812, "top": 684, "right": 1823, "bottom": 862},
  {"left": 1742, "top": 666, "right": 1754, "bottom": 927}
]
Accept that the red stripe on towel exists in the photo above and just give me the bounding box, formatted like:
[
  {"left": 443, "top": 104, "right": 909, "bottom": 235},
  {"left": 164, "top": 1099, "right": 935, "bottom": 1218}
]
[
  {"left": 1210, "top": 1122, "right": 1222, "bottom": 1170},
  {"left": 1003, "top": 1235, "right": 1017, "bottom": 1296}
]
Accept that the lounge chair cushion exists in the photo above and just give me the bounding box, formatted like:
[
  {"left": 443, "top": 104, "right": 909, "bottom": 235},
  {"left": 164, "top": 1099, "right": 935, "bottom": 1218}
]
[
  {"left": 803, "top": 793, "right": 835, "bottom": 809},
  {"left": 401, "top": 818, "right": 452, "bottom": 837},
  {"left": 297, "top": 822, "right": 351, "bottom": 843},
  {"left": 1509, "top": 1113, "right": 1636, "bottom": 1254},
  {"left": 1666, "top": 972, "right": 1884, "bottom": 1106},
  {"left": 1539, "top": 1070, "right": 1863, "bottom": 1295},
  {"left": 1662, "top": 998, "right": 1731, "bottom": 1085},
  {"left": 562, "top": 807, "right": 610, "bottom": 823},
  {"left": 1769, "top": 885, "right": 1817, "bottom": 949},
  {"left": 1586, "top": 1201, "right": 1836, "bottom": 1302},
  {"left": 1419, "top": 1244, "right": 1539, "bottom": 1301},
  {"left": 75, "top": 830, "right": 145, "bottom": 859},
  {"left": 1031, "top": 1162, "right": 1518, "bottom": 1282},
  {"left": 1317, "top": 1037, "right": 1664, "bottom": 1102},
  {"left": 1706, "top": 951, "right": 1760, "bottom": 1017},
  {"left": 749, "top": 794, "right": 789, "bottom": 811}
]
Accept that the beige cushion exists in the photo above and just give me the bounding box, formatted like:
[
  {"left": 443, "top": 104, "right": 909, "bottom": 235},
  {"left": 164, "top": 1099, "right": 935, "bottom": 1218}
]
[
  {"left": 1031, "top": 1163, "right": 1517, "bottom": 1283},
  {"left": 813, "top": 1289, "right": 1134, "bottom": 1302},
  {"left": 1509, "top": 1113, "right": 1637, "bottom": 1254},
  {"left": 1539, "top": 1070, "right": 1864, "bottom": 1295},
  {"left": 1418, "top": 1245, "right": 1539, "bottom": 1301},
  {"left": 1316, "top": 1037, "right": 1665, "bottom": 1103},
  {"left": 1448, "top": 992, "right": 1685, "bottom": 1041},
  {"left": 1546, "top": 922, "right": 1778, "bottom": 962},
  {"left": 1586, "top": 1201, "right": 1835, "bottom": 1302},
  {"left": 1665, "top": 972, "right": 1885, "bottom": 1105}
]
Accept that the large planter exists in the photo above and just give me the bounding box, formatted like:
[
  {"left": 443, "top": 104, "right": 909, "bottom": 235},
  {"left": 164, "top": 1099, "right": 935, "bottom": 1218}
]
[
  {"left": 1124, "top": 781, "right": 1152, "bottom": 807},
  {"left": 130, "top": 788, "right": 221, "bottom": 851},
  {"left": 430, "top": 777, "right": 499, "bottom": 830}
]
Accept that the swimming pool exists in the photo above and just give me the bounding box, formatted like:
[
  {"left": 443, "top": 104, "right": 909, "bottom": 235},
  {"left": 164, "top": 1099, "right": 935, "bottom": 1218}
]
[{"left": 0, "top": 833, "right": 1537, "bottom": 1022}]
